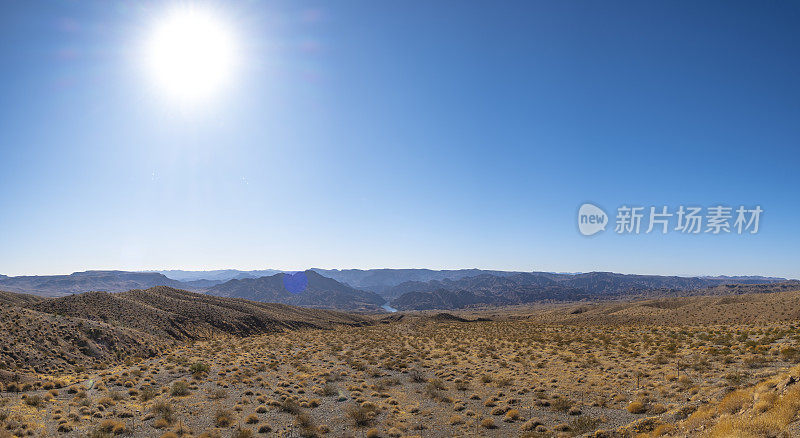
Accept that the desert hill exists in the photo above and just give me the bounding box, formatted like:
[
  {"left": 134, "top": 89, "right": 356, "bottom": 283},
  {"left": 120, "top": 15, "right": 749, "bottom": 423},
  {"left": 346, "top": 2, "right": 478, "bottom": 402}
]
[
  {"left": 525, "top": 286, "right": 800, "bottom": 325},
  {"left": 0, "top": 290, "right": 43, "bottom": 306},
  {"left": 0, "top": 286, "right": 370, "bottom": 374},
  {"left": 31, "top": 286, "right": 371, "bottom": 339},
  {"left": 0, "top": 298, "right": 164, "bottom": 374},
  {"left": 206, "top": 270, "right": 385, "bottom": 311}
]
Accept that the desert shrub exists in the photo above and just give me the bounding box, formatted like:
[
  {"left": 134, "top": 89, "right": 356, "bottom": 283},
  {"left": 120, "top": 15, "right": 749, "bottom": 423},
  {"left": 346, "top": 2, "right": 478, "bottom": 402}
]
[
  {"left": 717, "top": 389, "right": 751, "bottom": 415},
  {"left": 423, "top": 378, "right": 450, "bottom": 402},
  {"left": 551, "top": 396, "right": 573, "bottom": 412},
  {"left": 649, "top": 403, "right": 668, "bottom": 414},
  {"left": 322, "top": 383, "right": 338, "bottom": 396},
  {"left": 294, "top": 413, "right": 319, "bottom": 437},
  {"left": 207, "top": 388, "right": 227, "bottom": 400},
  {"left": 653, "top": 424, "right": 676, "bottom": 435},
  {"left": 23, "top": 395, "right": 44, "bottom": 408},
  {"left": 554, "top": 422, "right": 571, "bottom": 432},
  {"left": 427, "top": 378, "right": 446, "bottom": 390},
  {"left": 678, "top": 374, "right": 694, "bottom": 389},
  {"left": 569, "top": 416, "right": 601, "bottom": 434},
  {"left": 214, "top": 409, "right": 233, "bottom": 427},
  {"left": 724, "top": 372, "right": 747, "bottom": 386},
  {"left": 449, "top": 414, "right": 464, "bottom": 425},
  {"left": 170, "top": 381, "right": 191, "bottom": 396},
  {"left": 781, "top": 347, "right": 800, "bottom": 362},
  {"left": 140, "top": 387, "right": 158, "bottom": 401},
  {"left": 231, "top": 428, "right": 254, "bottom": 438},
  {"left": 153, "top": 401, "right": 175, "bottom": 423},
  {"left": 490, "top": 406, "right": 507, "bottom": 415},
  {"left": 683, "top": 404, "right": 717, "bottom": 430},
  {"left": 279, "top": 398, "right": 302, "bottom": 415},
  {"left": 495, "top": 376, "right": 513, "bottom": 387},
  {"left": 189, "top": 362, "right": 210, "bottom": 375},
  {"left": 504, "top": 409, "right": 520, "bottom": 422},
  {"left": 245, "top": 414, "right": 258, "bottom": 424},
  {"left": 627, "top": 400, "right": 647, "bottom": 414},
  {"left": 480, "top": 418, "right": 496, "bottom": 429},
  {"left": 521, "top": 418, "right": 543, "bottom": 431},
  {"left": 97, "top": 396, "right": 116, "bottom": 407},
  {"left": 744, "top": 355, "right": 767, "bottom": 368},
  {"left": 408, "top": 369, "right": 426, "bottom": 383},
  {"left": 346, "top": 404, "right": 375, "bottom": 427},
  {"left": 98, "top": 419, "right": 128, "bottom": 435}
]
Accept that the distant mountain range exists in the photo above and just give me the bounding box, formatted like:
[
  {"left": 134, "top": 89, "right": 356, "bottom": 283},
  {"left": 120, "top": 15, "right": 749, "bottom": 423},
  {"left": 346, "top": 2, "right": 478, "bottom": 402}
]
[
  {"left": 157, "top": 268, "right": 525, "bottom": 296},
  {"left": 206, "top": 270, "right": 385, "bottom": 311},
  {"left": 0, "top": 269, "right": 794, "bottom": 312},
  {"left": 701, "top": 275, "right": 790, "bottom": 281},
  {"left": 309, "top": 268, "right": 522, "bottom": 297},
  {"left": 388, "top": 272, "right": 796, "bottom": 310},
  {"left": 0, "top": 270, "right": 385, "bottom": 311},
  {"left": 152, "top": 269, "right": 284, "bottom": 283},
  {"left": 0, "top": 271, "right": 189, "bottom": 297}
]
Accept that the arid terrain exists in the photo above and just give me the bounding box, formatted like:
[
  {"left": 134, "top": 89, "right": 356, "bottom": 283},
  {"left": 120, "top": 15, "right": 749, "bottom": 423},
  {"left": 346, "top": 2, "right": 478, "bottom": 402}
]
[{"left": 3, "top": 287, "right": 800, "bottom": 437}]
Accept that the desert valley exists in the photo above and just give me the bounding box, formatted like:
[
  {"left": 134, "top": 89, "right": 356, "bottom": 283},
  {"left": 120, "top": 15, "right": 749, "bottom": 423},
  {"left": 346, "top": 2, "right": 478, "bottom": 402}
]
[{"left": 1, "top": 270, "right": 800, "bottom": 437}]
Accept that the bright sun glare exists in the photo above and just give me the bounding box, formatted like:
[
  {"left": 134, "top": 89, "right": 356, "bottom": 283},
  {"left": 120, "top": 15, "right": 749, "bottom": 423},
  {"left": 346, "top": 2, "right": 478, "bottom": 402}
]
[{"left": 145, "top": 6, "right": 237, "bottom": 104}]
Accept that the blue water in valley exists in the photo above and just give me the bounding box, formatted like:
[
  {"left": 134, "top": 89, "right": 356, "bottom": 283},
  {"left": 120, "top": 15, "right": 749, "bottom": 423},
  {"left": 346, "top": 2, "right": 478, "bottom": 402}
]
[{"left": 381, "top": 302, "right": 398, "bottom": 313}]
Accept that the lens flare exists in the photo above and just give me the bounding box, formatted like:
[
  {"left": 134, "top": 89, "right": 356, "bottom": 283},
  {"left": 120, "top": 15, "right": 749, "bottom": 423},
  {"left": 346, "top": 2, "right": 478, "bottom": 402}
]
[{"left": 145, "top": 6, "right": 238, "bottom": 104}]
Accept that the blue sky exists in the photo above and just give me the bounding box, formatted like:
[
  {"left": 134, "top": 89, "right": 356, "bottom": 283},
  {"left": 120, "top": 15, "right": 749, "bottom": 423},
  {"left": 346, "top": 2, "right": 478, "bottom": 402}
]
[{"left": 1, "top": 1, "right": 799, "bottom": 277}]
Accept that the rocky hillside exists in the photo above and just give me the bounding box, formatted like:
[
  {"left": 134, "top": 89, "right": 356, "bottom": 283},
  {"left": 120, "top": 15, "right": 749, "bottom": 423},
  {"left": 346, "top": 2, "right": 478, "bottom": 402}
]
[
  {"left": 32, "top": 286, "right": 371, "bottom": 339},
  {"left": 0, "top": 290, "right": 43, "bottom": 306},
  {"left": 0, "top": 299, "right": 165, "bottom": 375},
  {"left": 0, "top": 286, "right": 371, "bottom": 374},
  {"left": 680, "top": 364, "right": 800, "bottom": 436}
]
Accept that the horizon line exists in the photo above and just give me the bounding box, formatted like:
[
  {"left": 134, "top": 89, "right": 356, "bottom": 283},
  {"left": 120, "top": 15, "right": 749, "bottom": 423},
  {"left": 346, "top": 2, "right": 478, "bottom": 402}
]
[{"left": 1, "top": 267, "right": 795, "bottom": 281}]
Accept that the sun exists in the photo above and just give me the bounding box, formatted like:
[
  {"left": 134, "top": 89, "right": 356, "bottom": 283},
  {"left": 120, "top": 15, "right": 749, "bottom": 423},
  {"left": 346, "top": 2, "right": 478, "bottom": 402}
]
[{"left": 145, "top": 6, "right": 238, "bottom": 104}]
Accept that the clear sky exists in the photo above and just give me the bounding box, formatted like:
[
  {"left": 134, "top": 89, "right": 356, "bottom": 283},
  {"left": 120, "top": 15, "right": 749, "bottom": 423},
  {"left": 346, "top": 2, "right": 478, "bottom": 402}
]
[{"left": 1, "top": 1, "right": 799, "bottom": 278}]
